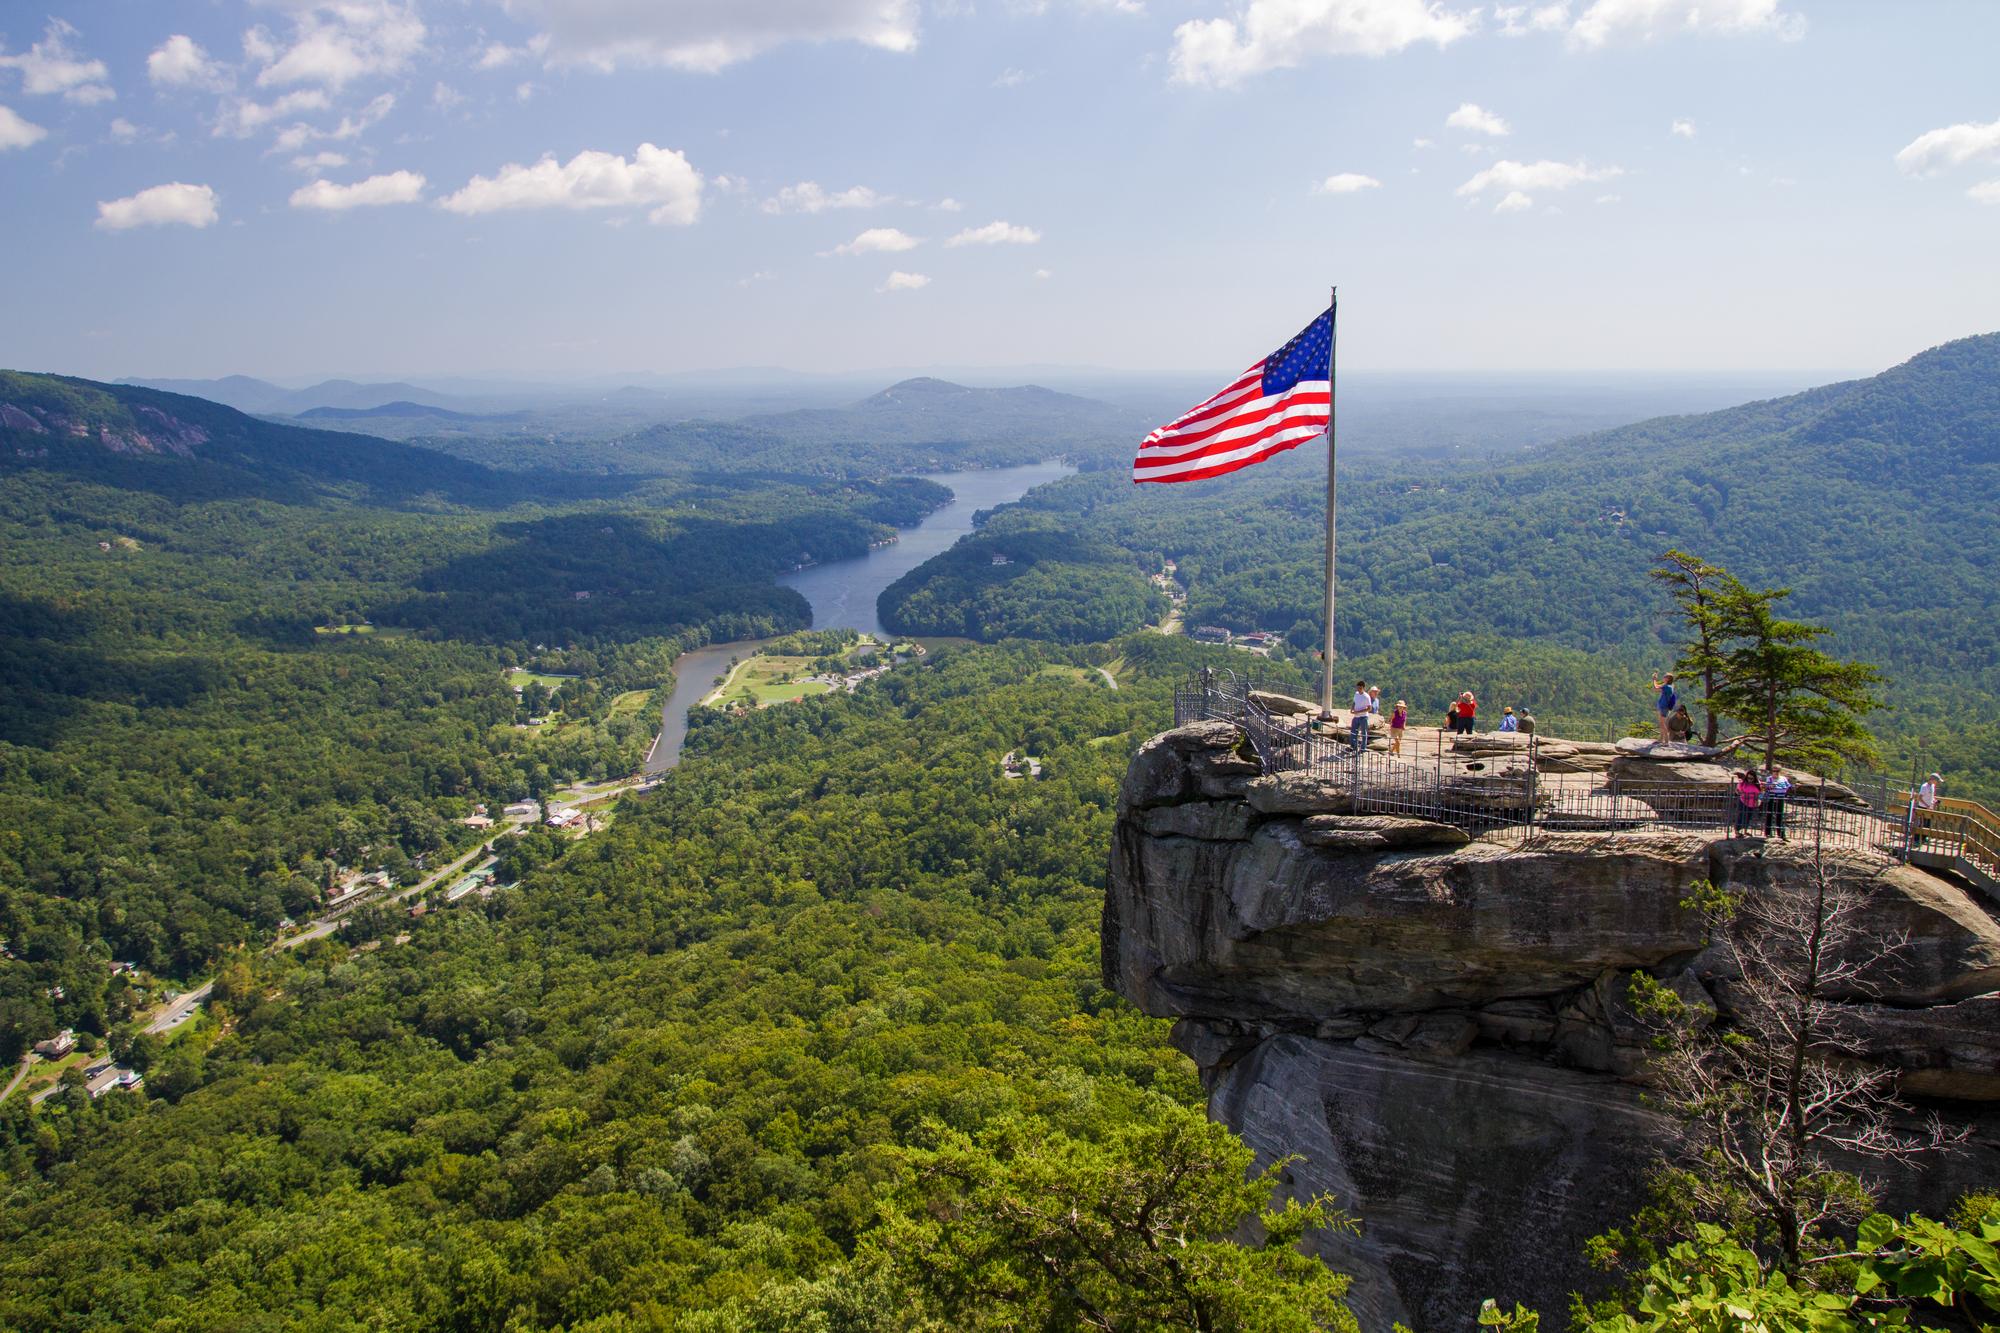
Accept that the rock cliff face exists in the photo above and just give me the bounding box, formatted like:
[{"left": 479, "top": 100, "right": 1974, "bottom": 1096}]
[{"left": 1104, "top": 722, "right": 2000, "bottom": 1330}]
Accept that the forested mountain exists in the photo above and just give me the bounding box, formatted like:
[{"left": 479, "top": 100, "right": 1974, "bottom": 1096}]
[
  {"left": 0, "top": 371, "right": 955, "bottom": 1052},
  {"left": 880, "top": 334, "right": 2000, "bottom": 781}
]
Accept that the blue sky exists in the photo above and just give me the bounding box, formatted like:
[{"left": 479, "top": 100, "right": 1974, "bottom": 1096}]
[{"left": 2, "top": 0, "right": 1996, "bottom": 381}]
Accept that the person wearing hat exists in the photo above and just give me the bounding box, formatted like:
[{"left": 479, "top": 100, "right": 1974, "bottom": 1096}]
[
  {"left": 1388, "top": 698, "right": 1408, "bottom": 755},
  {"left": 1455, "top": 691, "right": 1478, "bottom": 735},
  {"left": 1498, "top": 707, "right": 1519, "bottom": 733},
  {"left": 1913, "top": 772, "right": 1942, "bottom": 847}
]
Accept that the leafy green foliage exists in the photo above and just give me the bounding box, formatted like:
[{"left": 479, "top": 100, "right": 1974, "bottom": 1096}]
[
  {"left": 0, "top": 373, "right": 959, "bottom": 1047},
  {"left": 868, "top": 1105, "right": 1358, "bottom": 1331},
  {"left": 0, "top": 641, "right": 1335, "bottom": 1330}
]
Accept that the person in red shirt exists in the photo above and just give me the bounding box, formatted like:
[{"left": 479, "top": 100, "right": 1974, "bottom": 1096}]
[{"left": 1456, "top": 691, "right": 1478, "bottom": 735}]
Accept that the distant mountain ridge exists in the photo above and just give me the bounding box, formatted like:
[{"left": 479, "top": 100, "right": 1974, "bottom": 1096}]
[
  {"left": 298, "top": 400, "right": 525, "bottom": 424},
  {"left": 117, "top": 375, "right": 464, "bottom": 416}
]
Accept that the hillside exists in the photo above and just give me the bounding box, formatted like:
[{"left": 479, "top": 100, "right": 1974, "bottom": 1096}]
[
  {"left": 880, "top": 334, "right": 2000, "bottom": 780},
  {"left": 0, "top": 369, "right": 960, "bottom": 1051},
  {"left": 0, "top": 371, "right": 527, "bottom": 506}
]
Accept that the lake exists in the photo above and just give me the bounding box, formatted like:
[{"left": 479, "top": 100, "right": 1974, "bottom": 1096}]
[{"left": 643, "top": 460, "right": 1074, "bottom": 772}]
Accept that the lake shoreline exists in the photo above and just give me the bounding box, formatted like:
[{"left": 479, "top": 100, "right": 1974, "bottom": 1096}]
[{"left": 643, "top": 460, "right": 1074, "bottom": 772}]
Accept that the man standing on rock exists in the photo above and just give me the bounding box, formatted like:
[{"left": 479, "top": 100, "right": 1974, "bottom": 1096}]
[{"left": 1350, "top": 680, "right": 1374, "bottom": 753}]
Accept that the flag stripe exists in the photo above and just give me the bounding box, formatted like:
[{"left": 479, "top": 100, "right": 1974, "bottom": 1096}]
[
  {"left": 1137, "top": 386, "right": 1329, "bottom": 458},
  {"left": 1134, "top": 405, "right": 1328, "bottom": 476},
  {"left": 1134, "top": 418, "right": 1329, "bottom": 480},
  {"left": 1135, "top": 430, "right": 1319, "bottom": 484},
  {"left": 1142, "top": 365, "right": 1267, "bottom": 441}
]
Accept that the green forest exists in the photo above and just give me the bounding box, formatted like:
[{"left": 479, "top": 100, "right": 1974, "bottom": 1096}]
[{"left": 0, "top": 376, "right": 957, "bottom": 1051}]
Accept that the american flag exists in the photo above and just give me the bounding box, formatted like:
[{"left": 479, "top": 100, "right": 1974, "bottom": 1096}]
[{"left": 1133, "top": 307, "right": 1333, "bottom": 484}]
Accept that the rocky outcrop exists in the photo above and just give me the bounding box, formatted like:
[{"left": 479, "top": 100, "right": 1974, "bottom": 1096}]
[{"left": 1105, "top": 723, "right": 2000, "bottom": 1330}]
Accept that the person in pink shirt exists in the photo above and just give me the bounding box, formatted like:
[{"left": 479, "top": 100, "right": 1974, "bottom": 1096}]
[{"left": 1388, "top": 699, "right": 1408, "bottom": 755}]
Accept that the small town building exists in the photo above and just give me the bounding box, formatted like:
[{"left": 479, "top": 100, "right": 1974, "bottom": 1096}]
[{"left": 33, "top": 1029, "right": 76, "bottom": 1059}]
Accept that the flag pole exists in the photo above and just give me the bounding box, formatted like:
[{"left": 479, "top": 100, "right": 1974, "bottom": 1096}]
[{"left": 1318, "top": 287, "right": 1339, "bottom": 720}]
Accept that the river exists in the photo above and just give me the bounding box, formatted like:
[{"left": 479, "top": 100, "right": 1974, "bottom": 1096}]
[{"left": 643, "top": 460, "right": 1074, "bottom": 773}]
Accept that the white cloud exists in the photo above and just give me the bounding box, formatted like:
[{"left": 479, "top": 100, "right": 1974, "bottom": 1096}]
[
  {"left": 515, "top": 81, "right": 537, "bottom": 103},
  {"left": 945, "top": 220, "right": 1041, "bottom": 246},
  {"left": 0, "top": 104, "right": 46, "bottom": 150},
  {"left": 477, "top": 36, "right": 549, "bottom": 69},
  {"left": 1170, "top": 0, "right": 1475, "bottom": 88},
  {"left": 147, "top": 35, "right": 229, "bottom": 91},
  {"left": 1494, "top": 3, "right": 1569, "bottom": 35},
  {"left": 216, "top": 89, "right": 332, "bottom": 138},
  {"left": 251, "top": 2, "right": 426, "bottom": 90},
  {"left": 935, "top": 197, "right": 965, "bottom": 211},
  {"left": 1970, "top": 180, "right": 2000, "bottom": 205},
  {"left": 1412, "top": 136, "right": 1435, "bottom": 149},
  {"left": 292, "top": 150, "right": 350, "bottom": 172},
  {"left": 828, "top": 226, "right": 923, "bottom": 255},
  {"left": 1458, "top": 158, "right": 1621, "bottom": 211},
  {"left": 1566, "top": 0, "right": 1802, "bottom": 48},
  {"left": 761, "top": 182, "right": 887, "bottom": 214},
  {"left": 0, "top": 19, "right": 115, "bottom": 104},
  {"left": 1894, "top": 117, "right": 2000, "bottom": 177},
  {"left": 993, "top": 67, "right": 1031, "bottom": 87},
  {"left": 1594, "top": 192, "right": 1621, "bottom": 204},
  {"left": 1670, "top": 118, "right": 1696, "bottom": 138},
  {"left": 1034, "top": 268, "right": 1052, "bottom": 279},
  {"left": 269, "top": 92, "right": 396, "bottom": 152},
  {"left": 1445, "top": 102, "right": 1509, "bottom": 135},
  {"left": 291, "top": 170, "right": 426, "bottom": 210},
  {"left": 1314, "top": 172, "right": 1380, "bottom": 194},
  {"left": 433, "top": 82, "right": 465, "bottom": 110},
  {"left": 440, "top": 143, "right": 705, "bottom": 225},
  {"left": 95, "top": 182, "right": 219, "bottom": 231},
  {"left": 505, "top": 0, "right": 921, "bottom": 73},
  {"left": 879, "top": 270, "right": 930, "bottom": 292},
  {"left": 738, "top": 269, "right": 777, "bottom": 286}
]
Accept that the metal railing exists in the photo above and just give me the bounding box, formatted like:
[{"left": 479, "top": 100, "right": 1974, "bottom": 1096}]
[{"left": 1174, "top": 672, "right": 1912, "bottom": 860}]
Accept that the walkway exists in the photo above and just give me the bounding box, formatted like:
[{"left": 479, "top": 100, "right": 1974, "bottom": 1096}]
[{"left": 1174, "top": 671, "right": 1913, "bottom": 866}]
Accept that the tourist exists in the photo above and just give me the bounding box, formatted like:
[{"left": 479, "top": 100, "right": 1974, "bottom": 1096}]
[
  {"left": 1912, "top": 772, "right": 1941, "bottom": 846},
  {"left": 1733, "top": 769, "right": 1763, "bottom": 835},
  {"left": 1499, "top": 707, "right": 1519, "bottom": 733},
  {"left": 1667, "top": 704, "right": 1694, "bottom": 744},
  {"left": 1456, "top": 691, "right": 1478, "bottom": 735},
  {"left": 1761, "top": 766, "right": 1793, "bottom": 840},
  {"left": 1651, "top": 672, "right": 1680, "bottom": 742},
  {"left": 1389, "top": 699, "right": 1408, "bottom": 755},
  {"left": 1445, "top": 697, "right": 1462, "bottom": 733},
  {"left": 1516, "top": 710, "right": 1536, "bottom": 736},
  {"left": 1350, "top": 679, "right": 1374, "bottom": 752}
]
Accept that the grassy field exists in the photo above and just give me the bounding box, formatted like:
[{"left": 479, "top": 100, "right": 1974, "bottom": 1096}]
[
  {"left": 506, "top": 668, "right": 581, "bottom": 690},
  {"left": 314, "top": 624, "right": 412, "bottom": 638},
  {"left": 703, "top": 654, "right": 837, "bottom": 709},
  {"left": 607, "top": 689, "right": 653, "bottom": 718}
]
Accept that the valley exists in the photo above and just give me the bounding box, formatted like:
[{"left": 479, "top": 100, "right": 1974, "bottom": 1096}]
[{"left": 2, "top": 344, "right": 1997, "bottom": 1329}]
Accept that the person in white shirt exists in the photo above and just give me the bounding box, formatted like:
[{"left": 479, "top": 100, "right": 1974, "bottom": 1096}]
[
  {"left": 1350, "top": 680, "right": 1374, "bottom": 752},
  {"left": 1912, "top": 773, "right": 1941, "bottom": 846}
]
